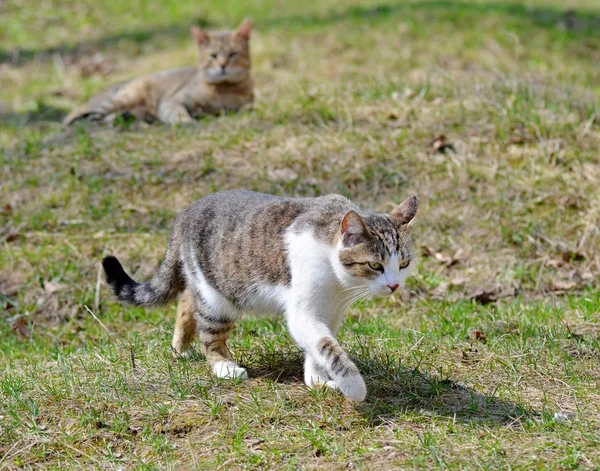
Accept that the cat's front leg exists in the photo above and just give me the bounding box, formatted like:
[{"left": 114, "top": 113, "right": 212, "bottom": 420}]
[
  {"left": 157, "top": 100, "right": 197, "bottom": 125},
  {"left": 315, "top": 336, "right": 366, "bottom": 402},
  {"left": 304, "top": 355, "right": 330, "bottom": 387},
  {"left": 287, "top": 314, "right": 367, "bottom": 402}
]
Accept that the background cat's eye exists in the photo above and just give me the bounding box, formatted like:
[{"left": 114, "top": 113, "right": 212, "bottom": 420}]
[
  {"left": 399, "top": 260, "right": 410, "bottom": 269},
  {"left": 368, "top": 262, "right": 384, "bottom": 272},
  {"left": 210, "top": 53, "right": 218, "bottom": 59},
  {"left": 229, "top": 52, "right": 238, "bottom": 59}
]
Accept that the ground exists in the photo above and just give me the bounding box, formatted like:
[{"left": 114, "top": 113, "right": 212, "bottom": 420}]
[{"left": 1, "top": 0, "right": 599, "bottom": 469}]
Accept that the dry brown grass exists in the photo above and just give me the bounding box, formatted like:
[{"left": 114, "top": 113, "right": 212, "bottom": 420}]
[{"left": 2, "top": 0, "right": 600, "bottom": 469}]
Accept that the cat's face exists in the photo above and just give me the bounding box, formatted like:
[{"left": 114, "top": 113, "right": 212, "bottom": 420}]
[
  {"left": 334, "top": 196, "right": 418, "bottom": 297},
  {"left": 191, "top": 20, "right": 252, "bottom": 85}
]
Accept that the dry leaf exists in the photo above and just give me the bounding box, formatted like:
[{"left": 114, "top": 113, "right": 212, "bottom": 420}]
[
  {"left": 550, "top": 280, "right": 578, "bottom": 291},
  {"left": 563, "top": 322, "right": 584, "bottom": 341},
  {"left": 450, "top": 277, "right": 467, "bottom": 287},
  {"left": 2, "top": 203, "right": 12, "bottom": 215},
  {"left": 491, "top": 320, "right": 520, "bottom": 335},
  {"left": 561, "top": 251, "right": 585, "bottom": 263},
  {"left": 268, "top": 168, "right": 298, "bottom": 182},
  {"left": 472, "top": 290, "right": 496, "bottom": 305},
  {"left": 422, "top": 246, "right": 462, "bottom": 266},
  {"left": 44, "top": 281, "right": 67, "bottom": 294},
  {"left": 49, "top": 88, "right": 78, "bottom": 99},
  {"left": 429, "top": 282, "right": 449, "bottom": 299},
  {"left": 461, "top": 347, "right": 480, "bottom": 364},
  {"left": 434, "top": 249, "right": 463, "bottom": 267},
  {"left": 471, "top": 286, "right": 515, "bottom": 305},
  {"left": 510, "top": 125, "right": 533, "bottom": 144},
  {"left": 572, "top": 269, "right": 594, "bottom": 282},
  {"left": 124, "top": 204, "right": 149, "bottom": 214},
  {"left": 306, "top": 87, "right": 319, "bottom": 100},
  {"left": 469, "top": 330, "right": 487, "bottom": 343},
  {"left": 565, "top": 344, "right": 598, "bottom": 358},
  {"left": 546, "top": 258, "right": 564, "bottom": 269},
  {"left": 10, "top": 316, "right": 31, "bottom": 338},
  {"left": 432, "top": 135, "right": 455, "bottom": 154},
  {"left": 1, "top": 223, "right": 24, "bottom": 243},
  {"left": 244, "top": 438, "right": 265, "bottom": 450},
  {"left": 0, "top": 273, "right": 25, "bottom": 297},
  {"left": 79, "top": 53, "right": 116, "bottom": 77}
]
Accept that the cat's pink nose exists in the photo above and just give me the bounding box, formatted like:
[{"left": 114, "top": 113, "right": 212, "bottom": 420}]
[{"left": 388, "top": 284, "right": 399, "bottom": 292}]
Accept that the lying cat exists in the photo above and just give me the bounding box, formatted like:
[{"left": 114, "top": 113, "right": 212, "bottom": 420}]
[
  {"left": 102, "top": 190, "right": 418, "bottom": 402},
  {"left": 64, "top": 20, "right": 254, "bottom": 125}
]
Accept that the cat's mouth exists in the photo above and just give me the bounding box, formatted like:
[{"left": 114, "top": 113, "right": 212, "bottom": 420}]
[
  {"left": 204, "top": 68, "right": 245, "bottom": 84},
  {"left": 377, "top": 285, "right": 400, "bottom": 297}
]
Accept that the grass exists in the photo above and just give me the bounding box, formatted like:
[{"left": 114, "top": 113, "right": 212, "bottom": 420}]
[{"left": 1, "top": 0, "right": 600, "bottom": 469}]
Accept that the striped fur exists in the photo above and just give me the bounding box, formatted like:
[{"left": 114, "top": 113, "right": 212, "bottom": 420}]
[
  {"left": 102, "top": 190, "right": 418, "bottom": 401},
  {"left": 317, "top": 337, "right": 360, "bottom": 378},
  {"left": 64, "top": 20, "right": 254, "bottom": 125}
]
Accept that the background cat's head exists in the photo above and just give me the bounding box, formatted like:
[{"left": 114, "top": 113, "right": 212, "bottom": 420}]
[
  {"left": 333, "top": 196, "right": 418, "bottom": 297},
  {"left": 191, "top": 19, "right": 252, "bottom": 84}
]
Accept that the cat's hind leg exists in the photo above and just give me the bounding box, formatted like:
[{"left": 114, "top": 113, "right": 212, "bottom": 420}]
[
  {"left": 172, "top": 289, "right": 246, "bottom": 378},
  {"left": 157, "top": 100, "right": 196, "bottom": 125},
  {"left": 172, "top": 289, "right": 197, "bottom": 356},
  {"left": 172, "top": 289, "right": 246, "bottom": 379},
  {"left": 64, "top": 79, "right": 148, "bottom": 125},
  {"left": 194, "top": 294, "right": 247, "bottom": 380}
]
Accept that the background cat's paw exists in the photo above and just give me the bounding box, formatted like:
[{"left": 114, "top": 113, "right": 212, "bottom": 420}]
[
  {"left": 212, "top": 361, "right": 248, "bottom": 380},
  {"left": 337, "top": 375, "right": 367, "bottom": 402}
]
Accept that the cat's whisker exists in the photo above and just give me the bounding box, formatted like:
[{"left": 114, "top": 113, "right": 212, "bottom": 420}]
[
  {"left": 336, "top": 288, "right": 369, "bottom": 305},
  {"left": 339, "top": 289, "right": 371, "bottom": 312},
  {"left": 338, "top": 294, "right": 361, "bottom": 312},
  {"left": 336, "top": 285, "right": 369, "bottom": 296},
  {"left": 351, "top": 291, "right": 376, "bottom": 313},
  {"left": 336, "top": 288, "right": 370, "bottom": 310},
  {"left": 335, "top": 290, "right": 370, "bottom": 305}
]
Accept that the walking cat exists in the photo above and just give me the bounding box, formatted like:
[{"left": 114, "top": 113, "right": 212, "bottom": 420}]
[
  {"left": 64, "top": 20, "right": 254, "bottom": 125},
  {"left": 102, "top": 190, "right": 418, "bottom": 401}
]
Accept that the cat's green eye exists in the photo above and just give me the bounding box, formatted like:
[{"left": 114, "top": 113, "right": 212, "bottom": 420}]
[
  {"left": 210, "top": 53, "right": 218, "bottom": 59},
  {"left": 399, "top": 260, "right": 410, "bottom": 269},
  {"left": 229, "top": 52, "right": 238, "bottom": 59},
  {"left": 368, "top": 262, "right": 384, "bottom": 272}
]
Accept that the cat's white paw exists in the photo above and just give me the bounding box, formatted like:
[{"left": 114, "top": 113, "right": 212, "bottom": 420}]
[
  {"left": 336, "top": 375, "right": 367, "bottom": 402},
  {"left": 306, "top": 374, "right": 329, "bottom": 388},
  {"left": 212, "top": 361, "right": 248, "bottom": 380},
  {"left": 324, "top": 380, "right": 340, "bottom": 391},
  {"left": 304, "top": 358, "right": 330, "bottom": 387}
]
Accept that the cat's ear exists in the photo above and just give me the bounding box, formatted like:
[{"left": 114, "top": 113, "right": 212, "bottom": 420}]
[
  {"left": 191, "top": 26, "right": 210, "bottom": 45},
  {"left": 340, "top": 210, "right": 369, "bottom": 246},
  {"left": 235, "top": 19, "right": 252, "bottom": 41},
  {"left": 390, "top": 195, "right": 418, "bottom": 226}
]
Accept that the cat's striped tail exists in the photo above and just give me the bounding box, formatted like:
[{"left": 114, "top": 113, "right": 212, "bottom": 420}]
[{"left": 102, "top": 238, "right": 184, "bottom": 307}]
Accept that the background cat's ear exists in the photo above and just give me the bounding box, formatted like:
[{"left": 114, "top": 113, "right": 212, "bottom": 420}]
[
  {"left": 390, "top": 195, "right": 418, "bottom": 226},
  {"left": 191, "top": 26, "right": 210, "bottom": 45},
  {"left": 340, "top": 210, "right": 369, "bottom": 246},
  {"left": 235, "top": 19, "right": 252, "bottom": 41}
]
